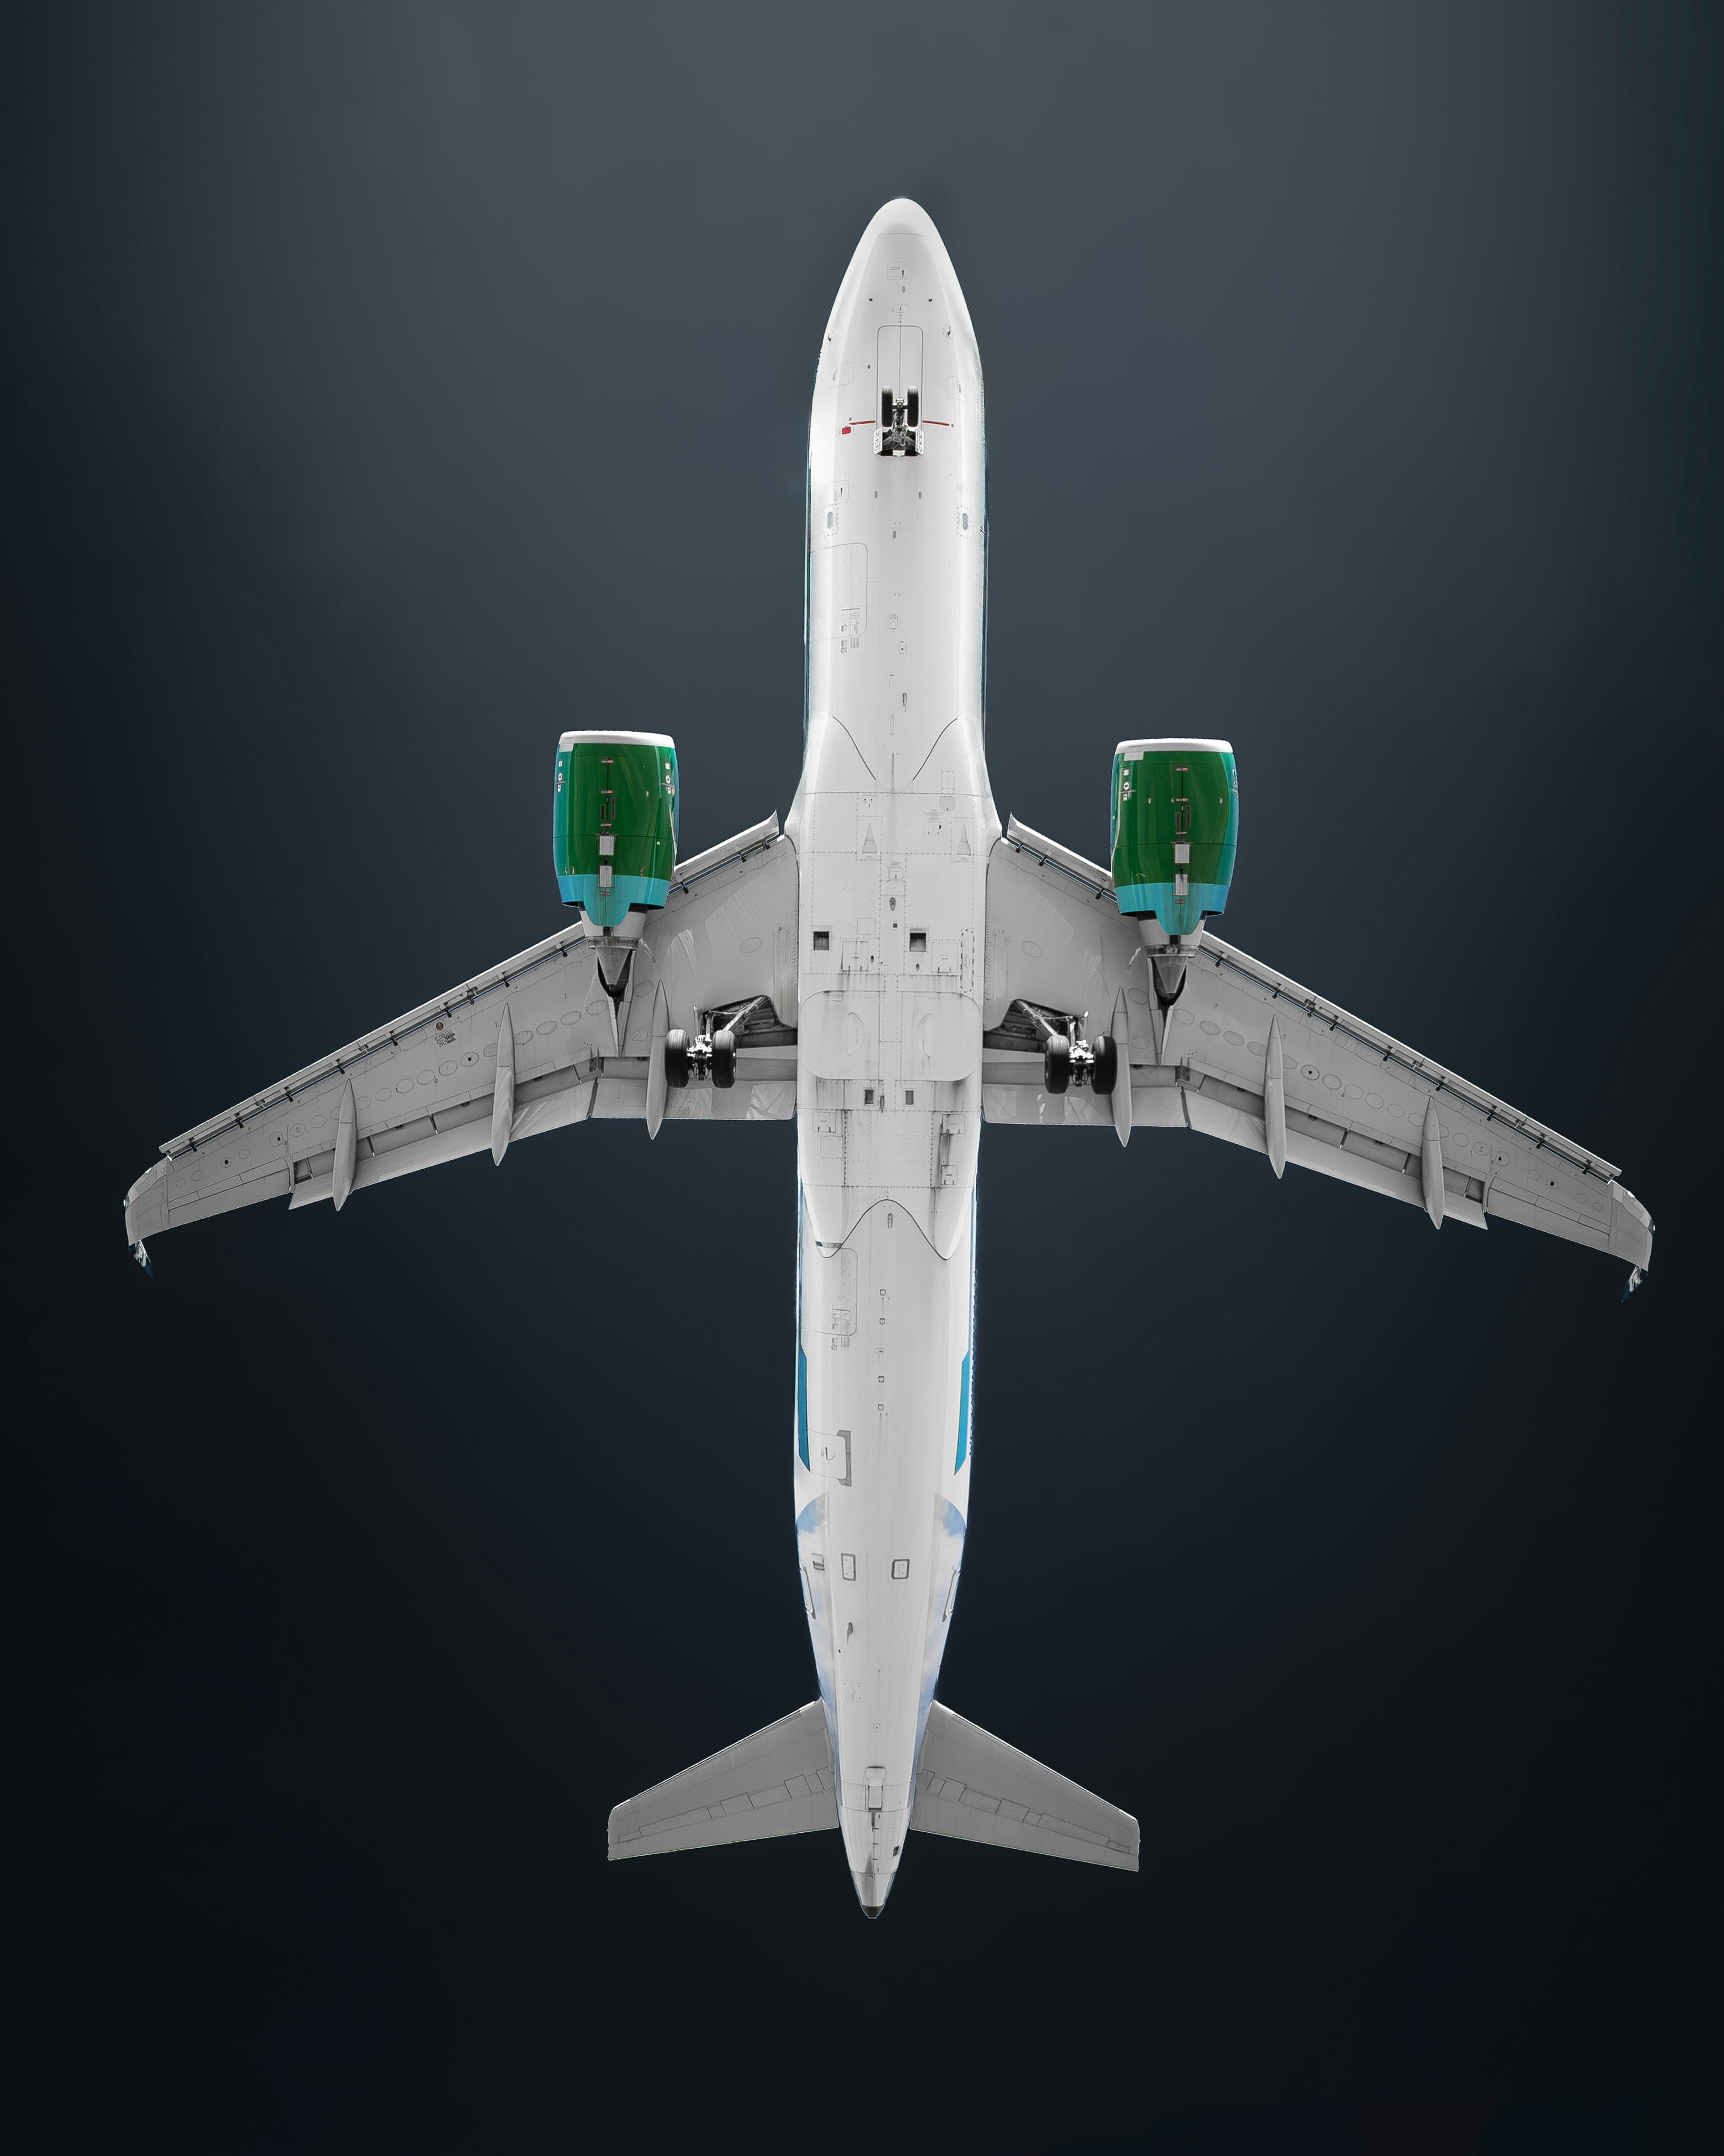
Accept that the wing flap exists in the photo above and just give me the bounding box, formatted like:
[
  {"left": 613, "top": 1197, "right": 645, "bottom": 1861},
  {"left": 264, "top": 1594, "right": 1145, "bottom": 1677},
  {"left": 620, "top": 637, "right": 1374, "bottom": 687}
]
[{"left": 1179, "top": 1068, "right": 1490, "bottom": 1228}]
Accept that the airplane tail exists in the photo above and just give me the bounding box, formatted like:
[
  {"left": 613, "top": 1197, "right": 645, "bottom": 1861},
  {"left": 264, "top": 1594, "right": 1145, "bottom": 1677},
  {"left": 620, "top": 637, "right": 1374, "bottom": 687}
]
[
  {"left": 912, "top": 1702, "right": 1139, "bottom": 1870},
  {"left": 608, "top": 1701, "right": 838, "bottom": 1860},
  {"left": 607, "top": 1699, "right": 1137, "bottom": 1873}
]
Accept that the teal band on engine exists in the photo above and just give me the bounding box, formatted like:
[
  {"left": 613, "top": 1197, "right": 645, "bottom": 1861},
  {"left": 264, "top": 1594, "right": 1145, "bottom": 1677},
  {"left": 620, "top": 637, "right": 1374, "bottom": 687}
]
[
  {"left": 557, "top": 872, "right": 673, "bottom": 923},
  {"left": 1113, "top": 879, "right": 1230, "bottom": 935}
]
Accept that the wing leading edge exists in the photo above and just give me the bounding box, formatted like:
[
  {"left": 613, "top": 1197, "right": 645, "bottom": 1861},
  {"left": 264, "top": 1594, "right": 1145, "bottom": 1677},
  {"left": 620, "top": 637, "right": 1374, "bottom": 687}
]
[
  {"left": 981, "top": 820, "right": 1653, "bottom": 1277},
  {"left": 124, "top": 820, "right": 800, "bottom": 1257}
]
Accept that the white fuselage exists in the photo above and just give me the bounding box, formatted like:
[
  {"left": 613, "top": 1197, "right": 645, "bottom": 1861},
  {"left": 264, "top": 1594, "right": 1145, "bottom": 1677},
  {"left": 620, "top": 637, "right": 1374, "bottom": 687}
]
[{"left": 784, "top": 202, "right": 998, "bottom": 1915}]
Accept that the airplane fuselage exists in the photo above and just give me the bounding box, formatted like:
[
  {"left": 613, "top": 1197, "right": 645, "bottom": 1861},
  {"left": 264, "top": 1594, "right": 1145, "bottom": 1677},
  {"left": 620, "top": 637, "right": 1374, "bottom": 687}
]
[{"left": 785, "top": 203, "right": 997, "bottom": 1915}]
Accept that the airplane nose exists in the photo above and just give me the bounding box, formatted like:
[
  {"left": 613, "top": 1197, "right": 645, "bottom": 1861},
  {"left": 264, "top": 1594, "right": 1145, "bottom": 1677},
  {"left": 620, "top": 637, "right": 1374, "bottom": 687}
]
[{"left": 871, "top": 195, "right": 934, "bottom": 237}]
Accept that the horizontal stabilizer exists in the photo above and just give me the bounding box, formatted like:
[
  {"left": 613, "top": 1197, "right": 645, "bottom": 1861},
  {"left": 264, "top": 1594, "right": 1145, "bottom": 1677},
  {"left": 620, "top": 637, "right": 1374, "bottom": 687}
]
[
  {"left": 911, "top": 1703, "right": 1139, "bottom": 1871},
  {"left": 608, "top": 1701, "right": 837, "bottom": 1861}
]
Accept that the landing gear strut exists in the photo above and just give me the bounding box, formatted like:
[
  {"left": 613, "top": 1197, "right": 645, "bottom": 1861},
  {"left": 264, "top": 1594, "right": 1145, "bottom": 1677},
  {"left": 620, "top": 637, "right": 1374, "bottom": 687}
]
[
  {"left": 875, "top": 383, "right": 924, "bottom": 457},
  {"left": 663, "top": 1002, "right": 757, "bottom": 1089},
  {"left": 1013, "top": 1002, "right": 1117, "bottom": 1097}
]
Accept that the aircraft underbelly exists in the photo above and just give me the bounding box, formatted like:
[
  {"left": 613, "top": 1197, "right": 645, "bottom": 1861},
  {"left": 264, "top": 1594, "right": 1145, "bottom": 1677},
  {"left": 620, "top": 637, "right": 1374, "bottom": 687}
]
[
  {"left": 795, "top": 1199, "right": 973, "bottom": 1883},
  {"left": 786, "top": 207, "right": 994, "bottom": 1905}
]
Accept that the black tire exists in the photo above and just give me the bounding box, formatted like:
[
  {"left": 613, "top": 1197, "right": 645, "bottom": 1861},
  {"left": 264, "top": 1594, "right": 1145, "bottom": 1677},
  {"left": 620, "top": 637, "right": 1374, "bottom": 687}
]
[
  {"left": 1090, "top": 1033, "right": 1118, "bottom": 1096},
  {"left": 664, "top": 1028, "right": 691, "bottom": 1089},
  {"left": 1044, "top": 1032, "right": 1071, "bottom": 1096},
  {"left": 711, "top": 1027, "right": 737, "bottom": 1089}
]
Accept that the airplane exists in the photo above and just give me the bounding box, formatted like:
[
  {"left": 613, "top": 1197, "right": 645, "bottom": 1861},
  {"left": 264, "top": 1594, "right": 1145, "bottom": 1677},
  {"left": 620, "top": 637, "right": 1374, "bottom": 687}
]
[{"left": 123, "top": 199, "right": 1654, "bottom": 1919}]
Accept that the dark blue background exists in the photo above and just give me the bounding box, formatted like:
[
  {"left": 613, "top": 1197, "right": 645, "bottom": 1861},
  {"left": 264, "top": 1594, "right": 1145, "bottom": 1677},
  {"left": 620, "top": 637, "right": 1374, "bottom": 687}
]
[{"left": 6, "top": 5, "right": 1718, "bottom": 2148}]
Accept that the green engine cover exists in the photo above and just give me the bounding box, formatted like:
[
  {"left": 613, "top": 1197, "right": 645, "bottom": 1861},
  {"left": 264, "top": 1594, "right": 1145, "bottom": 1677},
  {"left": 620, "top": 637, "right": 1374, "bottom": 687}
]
[
  {"left": 1111, "top": 737, "right": 1238, "bottom": 936},
  {"left": 553, "top": 731, "right": 679, "bottom": 926}
]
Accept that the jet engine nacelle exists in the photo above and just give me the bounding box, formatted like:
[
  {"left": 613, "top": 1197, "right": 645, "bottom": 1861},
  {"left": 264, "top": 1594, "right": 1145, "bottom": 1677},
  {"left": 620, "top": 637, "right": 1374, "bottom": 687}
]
[
  {"left": 1110, "top": 737, "right": 1238, "bottom": 939},
  {"left": 553, "top": 729, "right": 679, "bottom": 932}
]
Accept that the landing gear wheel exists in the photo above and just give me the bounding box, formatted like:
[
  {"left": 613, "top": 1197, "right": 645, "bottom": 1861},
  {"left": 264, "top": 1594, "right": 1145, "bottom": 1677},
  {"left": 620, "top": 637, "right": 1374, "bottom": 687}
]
[
  {"left": 1090, "top": 1033, "right": 1118, "bottom": 1096},
  {"left": 711, "top": 1027, "right": 737, "bottom": 1090},
  {"left": 664, "top": 1029, "right": 691, "bottom": 1089},
  {"left": 1043, "top": 1032, "right": 1071, "bottom": 1096}
]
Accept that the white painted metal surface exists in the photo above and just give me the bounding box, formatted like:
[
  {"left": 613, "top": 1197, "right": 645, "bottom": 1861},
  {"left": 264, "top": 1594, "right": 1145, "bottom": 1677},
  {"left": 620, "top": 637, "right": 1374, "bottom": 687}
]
[
  {"left": 781, "top": 198, "right": 999, "bottom": 1915},
  {"left": 123, "top": 198, "right": 1651, "bottom": 1919}
]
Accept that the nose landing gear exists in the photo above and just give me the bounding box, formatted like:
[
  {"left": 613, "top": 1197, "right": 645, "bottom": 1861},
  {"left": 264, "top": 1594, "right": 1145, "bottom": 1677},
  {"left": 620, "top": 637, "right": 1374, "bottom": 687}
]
[{"left": 875, "top": 384, "right": 924, "bottom": 457}]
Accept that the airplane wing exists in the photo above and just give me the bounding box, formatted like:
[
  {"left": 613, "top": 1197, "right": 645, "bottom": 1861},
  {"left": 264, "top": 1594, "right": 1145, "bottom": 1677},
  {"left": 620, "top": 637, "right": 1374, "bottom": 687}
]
[
  {"left": 124, "top": 818, "right": 800, "bottom": 1258},
  {"left": 981, "top": 819, "right": 1654, "bottom": 1276}
]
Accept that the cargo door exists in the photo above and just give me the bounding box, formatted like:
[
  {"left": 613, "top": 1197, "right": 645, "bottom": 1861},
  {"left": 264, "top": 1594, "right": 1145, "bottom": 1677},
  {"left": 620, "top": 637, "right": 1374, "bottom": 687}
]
[{"left": 810, "top": 541, "right": 867, "bottom": 649}]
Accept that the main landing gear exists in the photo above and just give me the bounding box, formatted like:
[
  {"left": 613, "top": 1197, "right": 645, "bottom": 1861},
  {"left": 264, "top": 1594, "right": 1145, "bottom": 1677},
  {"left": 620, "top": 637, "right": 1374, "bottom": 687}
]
[
  {"left": 664, "top": 999, "right": 766, "bottom": 1091},
  {"left": 1011, "top": 1001, "right": 1118, "bottom": 1097}
]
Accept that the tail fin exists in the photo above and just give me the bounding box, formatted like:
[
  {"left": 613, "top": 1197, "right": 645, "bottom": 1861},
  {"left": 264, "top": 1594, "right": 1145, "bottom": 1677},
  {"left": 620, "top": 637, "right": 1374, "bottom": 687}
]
[
  {"left": 608, "top": 1701, "right": 837, "bottom": 1860},
  {"left": 912, "top": 1703, "right": 1138, "bottom": 1871}
]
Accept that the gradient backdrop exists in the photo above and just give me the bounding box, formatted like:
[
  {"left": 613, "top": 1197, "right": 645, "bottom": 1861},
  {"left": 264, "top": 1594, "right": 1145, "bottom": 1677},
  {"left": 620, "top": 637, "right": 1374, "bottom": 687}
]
[{"left": 5, "top": 5, "right": 1719, "bottom": 2150}]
